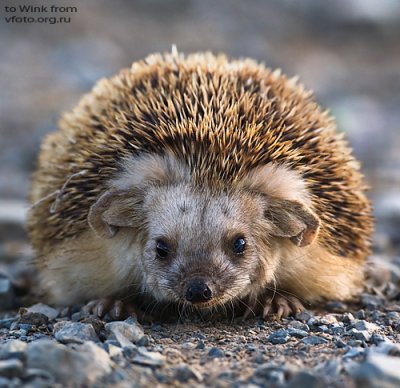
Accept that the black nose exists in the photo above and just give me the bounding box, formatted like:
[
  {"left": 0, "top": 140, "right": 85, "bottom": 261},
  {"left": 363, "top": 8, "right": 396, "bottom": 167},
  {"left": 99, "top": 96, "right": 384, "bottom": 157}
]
[{"left": 185, "top": 279, "right": 213, "bottom": 303}]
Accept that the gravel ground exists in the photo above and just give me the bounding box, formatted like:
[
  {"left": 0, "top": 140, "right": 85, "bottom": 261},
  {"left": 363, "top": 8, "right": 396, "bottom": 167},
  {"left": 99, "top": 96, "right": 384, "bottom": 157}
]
[
  {"left": 1, "top": 277, "right": 400, "bottom": 387},
  {"left": 1, "top": 207, "right": 400, "bottom": 387}
]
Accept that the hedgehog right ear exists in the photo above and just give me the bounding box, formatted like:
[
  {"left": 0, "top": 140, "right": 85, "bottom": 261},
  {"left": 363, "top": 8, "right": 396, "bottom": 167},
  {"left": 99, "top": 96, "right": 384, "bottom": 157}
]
[
  {"left": 88, "top": 189, "right": 142, "bottom": 239},
  {"left": 88, "top": 153, "right": 190, "bottom": 238}
]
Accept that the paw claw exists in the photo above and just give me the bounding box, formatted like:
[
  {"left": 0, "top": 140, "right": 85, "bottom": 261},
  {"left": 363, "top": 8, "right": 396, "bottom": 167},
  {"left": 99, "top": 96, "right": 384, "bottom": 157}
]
[
  {"left": 242, "top": 292, "right": 305, "bottom": 320},
  {"left": 84, "top": 298, "right": 137, "bottom": 320}
]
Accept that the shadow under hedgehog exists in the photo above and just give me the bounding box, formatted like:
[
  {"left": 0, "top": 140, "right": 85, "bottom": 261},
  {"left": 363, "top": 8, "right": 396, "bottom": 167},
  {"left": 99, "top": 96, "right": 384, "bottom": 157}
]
[{"left": 27, "top": 49, "right": 373, "bottom": 321}]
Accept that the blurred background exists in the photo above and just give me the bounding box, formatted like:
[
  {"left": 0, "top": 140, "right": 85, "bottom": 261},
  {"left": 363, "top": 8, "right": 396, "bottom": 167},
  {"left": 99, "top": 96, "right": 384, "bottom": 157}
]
[{"left": 1, "top": 0, "right": 400, "bottom": 293}]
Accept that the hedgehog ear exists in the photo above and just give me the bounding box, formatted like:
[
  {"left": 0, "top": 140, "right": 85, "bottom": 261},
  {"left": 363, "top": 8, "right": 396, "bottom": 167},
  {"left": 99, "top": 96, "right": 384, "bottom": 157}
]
[
  {"left": 88, "top": 189, "right": 142, "bottom": 238},
  {"left": 265, "top": 198, "right": 320, "bottom": 247}
]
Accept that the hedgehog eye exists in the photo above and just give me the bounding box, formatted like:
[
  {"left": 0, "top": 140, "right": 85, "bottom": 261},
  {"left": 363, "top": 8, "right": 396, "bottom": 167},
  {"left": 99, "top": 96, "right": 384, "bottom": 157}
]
[
  {"left": 156, "top": 239, "right": 169, "bottom": 260},
  {"left": 232, "top": 237, "right": 246, "bottom": 255}
]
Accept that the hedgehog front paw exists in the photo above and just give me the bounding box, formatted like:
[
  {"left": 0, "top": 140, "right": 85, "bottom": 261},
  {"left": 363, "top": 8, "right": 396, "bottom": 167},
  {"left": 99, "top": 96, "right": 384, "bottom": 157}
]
[
  {"left": 242, "top": 292, "right": 305, "bottom": 320},
  {"left": 83, "top": 298, "right": 139, "bottom": 320}
]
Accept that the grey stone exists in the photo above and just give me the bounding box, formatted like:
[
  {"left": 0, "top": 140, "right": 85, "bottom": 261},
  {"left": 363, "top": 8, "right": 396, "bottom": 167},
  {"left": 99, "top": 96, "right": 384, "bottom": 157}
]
[
  {"left": 361, "top": 294, "right": 384, "bottom": 309},
  {"left": 371, "top": 334, "right": 391, "bottom": 346},
  {"left": 252, "top": 365, "right": 286, "bottom": 386},
  {"left": 356, "top": 309, "right": 366, "bottom": 319},
  {"left": 348, "top": 340, "right": 363, "bottom": 347},
  {"left": 173, "top": 364, "right": 202, "bottom": 382},
  {"left": 124, "top": 346, "right": 166, "bottom": 367},
  {"left": 315, "top": 324, "right": 329, "bottom": 333},
  {"left": 105, "top": 321, "right": 146, "bottom": 347},
  {"left": 385, "top": 312, "right": 400, "bottom": 326},
  {"left": 320, "top": 314, "right": 339, "bottom": 325},
  {"left": 17, "top": 324, "right": 32, "bottom": 332},
  {"left": 343, "top": 347, "right": 365, "bottom": 359},
  {"left": 27, "top": 303, "right": 59, "bottom": 320},
  {"left": 0, "top": 318, "right": 15, "bottom": 330},
  {"left": 286, "top": 371, "right": 324, "bottom": 388},
  {"left": 208, "top": 347, "right": 225, "bottom": 358},
  {"left": 288, "top": 321, "right": 310, "bottom": 331},
  {"left": 196, "top": 340, "right": 205, "bottom": 350},
  {"left": 268, "top": 329, "right": 289, "bottom": 344},
  {"left": 27, "top": 339, "right": 111, "bottom": 385},
  {"left": 300, "top": 336, "right": 329, "bottom": 345},
  {"left": 0, "top": 340, "right": 27, "bottom": 361},
  {"left": 54, "top": 322, "right": 99, "bottom": 344},
  {"left": 354, "top": 320, "right": 380, "bottom": 332},
  {"left": 330, "top": 324, "right": 345, "bottom": 336},
  {"left": 350, "top": 353, "right": 400, "bottom": 388},
  {"left": 335, "top": 340, "right": 347, "bottom": 348},
  {"left": 0, "top": 359, "right": 23, "bottom": 378},
  {"left": 288, "top": 328, "right": 308, "bottom": 338},
  {"left": 349, "top": 328, "right": 371, "bottom": 342},
  {"left": 295, "top": 311, "right": 314, "bottom": 321},
  {"left": 71, "top": 311, "right": 89, "bottom": 322},
  {"left": 341, "top": 312, "right": 355, "bottom": 323},
  {"left": 245, "top": 343, "right": 257, "bottom": 352}
]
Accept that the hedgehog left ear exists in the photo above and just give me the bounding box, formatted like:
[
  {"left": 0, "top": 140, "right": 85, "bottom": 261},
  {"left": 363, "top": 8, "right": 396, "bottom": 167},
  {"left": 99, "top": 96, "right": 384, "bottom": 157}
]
[
  {"left": 88, "top": 189, "right": 142, "bottom": 239},
  {"left": 265, "top": 198, "right": 320, "bottom": 247},
  {"left": 239, "top": 163, "right": 320, "bottom": 247}
]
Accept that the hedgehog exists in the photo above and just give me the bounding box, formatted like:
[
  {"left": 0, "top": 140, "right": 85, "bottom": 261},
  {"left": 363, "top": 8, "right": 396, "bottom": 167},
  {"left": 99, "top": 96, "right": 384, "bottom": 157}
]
[{"left": 27, "top": 50, "right": 373, "bottom": 320}]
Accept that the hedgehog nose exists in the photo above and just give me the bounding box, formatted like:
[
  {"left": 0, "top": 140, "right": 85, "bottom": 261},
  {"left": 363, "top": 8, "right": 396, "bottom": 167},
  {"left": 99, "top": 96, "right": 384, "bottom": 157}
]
[{"left": 185, "top": 279, "right": 213, "bottom": 303}]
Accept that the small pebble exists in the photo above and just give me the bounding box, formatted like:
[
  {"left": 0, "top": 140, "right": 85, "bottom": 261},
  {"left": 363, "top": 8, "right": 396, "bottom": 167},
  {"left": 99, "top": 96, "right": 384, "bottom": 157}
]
[
  {"left": 252, "top": 365, "right": 286, "bottom": 386},
  {"left": 354, "top": 320, "right": 380, "bottom": 332},
  {"left": 340, "top": 312, "right": 355, "bottom": 324},
  {"left": 124, "top": 346, "right": 166, "bottom": 367},
  {"left": 343, "top": 347, "right": 365, "bottom": 359},
  {"left": 356, "top": 310, "right": 366, "bottom": 319},
  {"left": 295, "top": 311, "right": 314, "bottom": 321},
  {"left": 361, "top": 294, "right": 384, "bottom": 309},
  {"left": 268, "top": 329, "right": 289, "bottom": 344},
  {"left": 27, "top": 340, "right": 112, "bottom": 385},
  {"left": 300, "top": 336, "right": 329, "bottom": 345},
  {"left": 105, "top": 321, "right": 146, "bottom": 347},
  {"left": 370, "top": 334, "right": 390, "bottom": 346},
  {"left": 173, "top": 364, "right": 202, "bottom": 382},
  {"left": 208, "top": 347, "right": 225, "bottom": 358},
  {"left": 349, "top": 328, "right": 371, "bottom": 342},
  {"left": 0, "top": 318, "right": 15, "bottom": 330},
  {"left": 288, "top": 328, "right": 308, "bottom": 338},
  {"left": 195, "top": 340, "right": 205, "bottom": 350},
  {"left": 27, "top": 303, "right": 59, "bottom": 320},
  {"left": 288, "top": 320, "right": 309, "bottom": 331},
  {"left": 54, "top": 322, "right": 99, "bottom": 344}
]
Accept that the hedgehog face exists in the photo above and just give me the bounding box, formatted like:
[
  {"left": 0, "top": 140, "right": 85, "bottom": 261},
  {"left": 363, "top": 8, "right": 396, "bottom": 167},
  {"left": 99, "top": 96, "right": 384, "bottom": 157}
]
[
  {"left": 88, "top": 153, "right": 320, "bottom": 310},
  {"left": 139, "top": 185, "right": 272, "bottom": 308}
]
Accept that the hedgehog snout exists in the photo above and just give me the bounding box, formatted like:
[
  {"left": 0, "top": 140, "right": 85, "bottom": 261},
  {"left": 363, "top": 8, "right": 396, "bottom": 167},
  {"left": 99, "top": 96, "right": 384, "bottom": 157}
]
[{"left": 185, "top": 278, "right": 213, "bottom": 304}]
